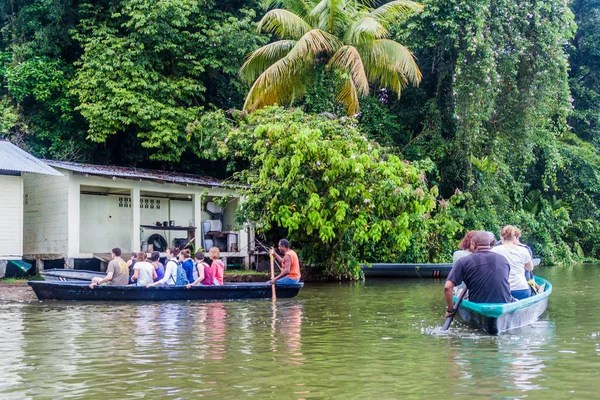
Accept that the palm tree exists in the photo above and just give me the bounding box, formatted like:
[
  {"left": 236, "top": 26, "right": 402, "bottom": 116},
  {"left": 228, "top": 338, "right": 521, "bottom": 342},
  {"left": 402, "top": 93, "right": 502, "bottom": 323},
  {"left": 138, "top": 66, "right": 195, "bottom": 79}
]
[{"left": 240, "top": 0, "right": 423, "bottom": 115}]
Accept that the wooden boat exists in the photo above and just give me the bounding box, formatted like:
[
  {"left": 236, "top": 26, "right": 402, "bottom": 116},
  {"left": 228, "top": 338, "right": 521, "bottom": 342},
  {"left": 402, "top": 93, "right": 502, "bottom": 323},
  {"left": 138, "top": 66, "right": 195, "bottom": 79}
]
[
  {"left": 454, "top": 276, "right": 552, "bottom": 334},
  {"left": 40, "top": 269, "right": 106, "bottom": 282},
  {"left": 27, "top": 281, "right": 303, "bottom": 301},
  {"left": 362, "top": 258, "right": 541, "bottom": 279},
  {"left": 362, "top": 263, "right": 453, "bottom": 278}
]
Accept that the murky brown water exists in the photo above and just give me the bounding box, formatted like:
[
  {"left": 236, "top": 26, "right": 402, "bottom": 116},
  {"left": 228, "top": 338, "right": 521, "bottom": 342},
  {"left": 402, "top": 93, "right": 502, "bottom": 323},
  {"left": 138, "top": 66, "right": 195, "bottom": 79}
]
[{"left": 1, "top": 264, "right": 599, "bottom": 399}]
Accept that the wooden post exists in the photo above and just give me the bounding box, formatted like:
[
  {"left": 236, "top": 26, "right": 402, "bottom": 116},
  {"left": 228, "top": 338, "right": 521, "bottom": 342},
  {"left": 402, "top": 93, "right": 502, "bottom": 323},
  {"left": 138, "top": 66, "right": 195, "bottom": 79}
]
[{"left": 270, "top": 253, "right": 276, "bottom": 301}]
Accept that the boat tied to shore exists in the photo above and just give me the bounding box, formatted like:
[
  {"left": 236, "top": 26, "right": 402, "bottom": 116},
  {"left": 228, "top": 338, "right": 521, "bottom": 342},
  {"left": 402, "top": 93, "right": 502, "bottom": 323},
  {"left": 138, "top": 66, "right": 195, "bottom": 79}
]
[
  {"left": 362, "top": 258, "right": 541, "bottom": 279},
  {"left": 40, "top": 269, "right": 106, "bottom": 282}
]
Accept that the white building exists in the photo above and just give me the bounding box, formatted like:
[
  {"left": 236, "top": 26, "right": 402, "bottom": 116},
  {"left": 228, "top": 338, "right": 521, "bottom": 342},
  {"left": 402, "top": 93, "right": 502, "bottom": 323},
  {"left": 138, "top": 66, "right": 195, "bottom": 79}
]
[
  {"left": 21, "top": 161, "right": 253, "bottom": 271},
  {"left": 0, "top": 141, "right": 62, "bottom": 277}
]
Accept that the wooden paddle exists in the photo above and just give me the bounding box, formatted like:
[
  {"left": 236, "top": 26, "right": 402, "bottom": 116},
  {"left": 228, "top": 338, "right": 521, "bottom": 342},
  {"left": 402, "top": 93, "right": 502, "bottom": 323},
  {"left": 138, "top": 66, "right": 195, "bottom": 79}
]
[
  {"left": 441, "top": 288, "right": 468, "bottom": 331},
  {"left": 256, "top": 238, "right": 282, "bottom": 271},
  {"left": 270, "top": 252, "right": 276, "bottom": 301}
]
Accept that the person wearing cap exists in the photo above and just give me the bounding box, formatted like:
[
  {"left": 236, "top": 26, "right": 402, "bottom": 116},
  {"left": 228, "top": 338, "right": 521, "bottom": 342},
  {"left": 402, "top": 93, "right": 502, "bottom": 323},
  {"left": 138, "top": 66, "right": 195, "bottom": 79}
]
[
  {"left": 267, "top": 239, "right": 301, "bottom": 285},
  {"left": 444, "top": 231, "right": 512, "bottom": 317}
]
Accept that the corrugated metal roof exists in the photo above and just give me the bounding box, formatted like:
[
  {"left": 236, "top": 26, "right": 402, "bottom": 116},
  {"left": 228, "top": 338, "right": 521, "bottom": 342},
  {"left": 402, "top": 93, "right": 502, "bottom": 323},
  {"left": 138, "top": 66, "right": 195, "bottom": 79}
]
[
  {"left": 0, "top": 141, "right": 63, "bottom": 176},
  {"left": 45, "top": 160, "right": 224, "bottom": 187}
]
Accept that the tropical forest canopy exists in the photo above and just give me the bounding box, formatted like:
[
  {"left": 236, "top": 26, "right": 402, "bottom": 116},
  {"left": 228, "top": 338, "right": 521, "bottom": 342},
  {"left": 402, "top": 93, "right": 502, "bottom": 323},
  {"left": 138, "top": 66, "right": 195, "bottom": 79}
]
[{"left": 1, "top": 0, "right": 599, "bottom": 276}]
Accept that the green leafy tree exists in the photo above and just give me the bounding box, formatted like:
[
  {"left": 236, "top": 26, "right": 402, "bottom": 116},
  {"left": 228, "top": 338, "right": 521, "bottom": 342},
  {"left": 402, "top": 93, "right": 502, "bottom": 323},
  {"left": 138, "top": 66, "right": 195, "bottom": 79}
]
[
  {"left": 568, "top": 0, "right": 600, "bottom": 146},
  {"left": 69, "top": 0, "right": 266, "bottom": 162},
  {"left": 240, "top": 0, "right": 423, "bottom": 115},
  {"left": 188, "top": 107, "right": 455, "bottom": 277}
]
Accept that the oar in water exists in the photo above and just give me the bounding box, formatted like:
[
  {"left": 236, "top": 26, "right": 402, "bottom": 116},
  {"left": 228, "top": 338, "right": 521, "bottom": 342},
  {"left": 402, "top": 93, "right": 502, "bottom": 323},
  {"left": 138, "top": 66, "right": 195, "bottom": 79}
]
[
  {"left": 441, "top": 288, "right": 468, "bottom": 331},
  {"left": 270, "top": 253, "right": 277, "bottom": 301}
]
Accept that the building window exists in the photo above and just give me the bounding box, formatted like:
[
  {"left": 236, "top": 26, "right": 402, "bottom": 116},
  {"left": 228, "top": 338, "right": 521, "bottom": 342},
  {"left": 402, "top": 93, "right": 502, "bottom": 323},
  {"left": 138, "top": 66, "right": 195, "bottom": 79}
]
[
  {"left": 24, "top": 194, "right": 29, "bottom": 205},
  {"left": 157, "top": 199, "right": 161, "bottom": 210},
  {"left": 119, "top": 197, "right": 131, "bottom": 208},
  {"left": 140, "top": 199, "right": 153, "bottom": 208},
  {"left": 150, "top": 199, "right": 155, "bottom": 209}
]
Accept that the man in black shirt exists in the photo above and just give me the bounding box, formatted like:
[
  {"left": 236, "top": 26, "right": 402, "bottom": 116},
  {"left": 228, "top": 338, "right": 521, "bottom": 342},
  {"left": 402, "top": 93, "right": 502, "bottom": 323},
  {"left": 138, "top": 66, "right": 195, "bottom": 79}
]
[{"left": 444, "top": 231, "right": 512, "bottom": 317}]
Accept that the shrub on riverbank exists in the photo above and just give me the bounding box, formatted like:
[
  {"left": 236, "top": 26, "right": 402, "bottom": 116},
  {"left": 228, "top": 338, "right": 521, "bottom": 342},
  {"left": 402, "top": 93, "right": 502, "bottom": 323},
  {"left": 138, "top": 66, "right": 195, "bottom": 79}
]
[{"left": 188, "top": 107, "right": 461, "bottom": 278}]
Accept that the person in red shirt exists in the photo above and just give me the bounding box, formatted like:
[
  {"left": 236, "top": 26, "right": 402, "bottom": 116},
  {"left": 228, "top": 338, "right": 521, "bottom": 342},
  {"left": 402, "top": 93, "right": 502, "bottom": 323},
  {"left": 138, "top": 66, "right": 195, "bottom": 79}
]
[
  {"left": 208, "top": 247, "right": 225, "bottom": 285},
  {"left": 268, "top": 239, "right": 301, "bottom": 285},
  {"left": 186, "top": 252, "right": 214, "bottom": 288}
]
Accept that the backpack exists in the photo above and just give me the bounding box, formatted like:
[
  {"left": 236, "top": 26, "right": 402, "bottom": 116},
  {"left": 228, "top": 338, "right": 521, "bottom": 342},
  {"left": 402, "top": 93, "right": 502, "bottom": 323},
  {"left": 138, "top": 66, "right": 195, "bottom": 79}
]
[{"left": 168, "top": 260, "right": 189, "bottom": 286}]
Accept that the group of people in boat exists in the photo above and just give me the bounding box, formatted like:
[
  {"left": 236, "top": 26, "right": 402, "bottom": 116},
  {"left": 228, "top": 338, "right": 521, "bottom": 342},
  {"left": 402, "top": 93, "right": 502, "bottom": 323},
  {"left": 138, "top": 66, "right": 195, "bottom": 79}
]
[
  {"left": 444, "top": 225, "right": 540, "bottom": 317},
  {"left": 87, "top": 238, "right": 301, "bottom": 289},
  {"left": 88, "top": 246, "right": 225, "bottom": 289}
]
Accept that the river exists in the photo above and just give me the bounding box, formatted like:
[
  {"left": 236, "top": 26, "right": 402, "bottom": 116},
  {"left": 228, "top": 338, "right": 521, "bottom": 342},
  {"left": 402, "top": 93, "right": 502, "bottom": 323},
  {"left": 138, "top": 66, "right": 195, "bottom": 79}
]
[{"left": 0, "top": 264, "right": 599, "bottom": 399}]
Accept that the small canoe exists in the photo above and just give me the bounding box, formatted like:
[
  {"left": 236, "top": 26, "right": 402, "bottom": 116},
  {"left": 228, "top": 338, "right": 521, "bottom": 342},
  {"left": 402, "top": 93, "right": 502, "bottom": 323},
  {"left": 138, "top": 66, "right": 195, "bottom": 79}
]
[
  {"left": 454, "top": 276, "right": 552, "bottom": 334},
  {"left": 27, "top": 281, "right": 303, "bottom": 302},
  {"left": 40, "top": 269, "right": 106, "bottom": 282},
  {"left": 362, "top": 263, "right": 453, "bottom": 278},
  {"left": 362, "top": 258, "right": 541, "bottom": 279}
]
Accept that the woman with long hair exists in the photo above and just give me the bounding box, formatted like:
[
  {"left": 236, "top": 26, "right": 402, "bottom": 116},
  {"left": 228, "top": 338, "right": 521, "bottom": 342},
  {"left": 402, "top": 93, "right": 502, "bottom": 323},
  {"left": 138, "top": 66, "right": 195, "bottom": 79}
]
[
  {"left": 147, "top": 247, "right": 180, "bottom": 287},
  {"left": 130, "top": 252, "right": 157, "bottom": 287},
  {"left": 208, "top": 247, "right": 225, "bottom": 286},
  {"left": 491, "top": 225, "right": 534, "bottom": 300},
  {"left": 453, "top": 230, "right": 476, "bottom": 264}
]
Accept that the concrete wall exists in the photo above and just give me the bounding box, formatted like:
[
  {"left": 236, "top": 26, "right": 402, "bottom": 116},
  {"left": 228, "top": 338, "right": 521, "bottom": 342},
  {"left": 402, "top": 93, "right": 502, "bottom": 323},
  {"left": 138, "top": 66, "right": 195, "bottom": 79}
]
[
  {"left": 23, "top": 172, "right": 69, "bottom": 257},
  {"left": 0, "top": 175, "right": 23, "bottom": 259},
  {"left": 22, "top": 169, "right": 250, "bottom": 263},
  {"left": 80, "top": 194, "right": 133, "bottom": 253}
]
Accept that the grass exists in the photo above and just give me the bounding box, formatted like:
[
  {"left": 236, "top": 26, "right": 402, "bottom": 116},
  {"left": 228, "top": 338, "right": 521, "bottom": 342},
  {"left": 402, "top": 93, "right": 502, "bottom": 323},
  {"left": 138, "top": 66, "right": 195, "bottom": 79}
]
[
  {"left": 0, "top": 274, "right": 44, "bottom": 284},
  {"left": 224, "top": 269, "right": 268, "bottom": 275}
]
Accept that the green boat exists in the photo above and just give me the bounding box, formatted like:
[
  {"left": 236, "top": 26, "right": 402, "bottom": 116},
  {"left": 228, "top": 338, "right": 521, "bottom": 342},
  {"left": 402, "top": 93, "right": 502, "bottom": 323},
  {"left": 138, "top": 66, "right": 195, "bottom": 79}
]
[{"left": 454, "top": 276, "right": 552, "bottom": 335}]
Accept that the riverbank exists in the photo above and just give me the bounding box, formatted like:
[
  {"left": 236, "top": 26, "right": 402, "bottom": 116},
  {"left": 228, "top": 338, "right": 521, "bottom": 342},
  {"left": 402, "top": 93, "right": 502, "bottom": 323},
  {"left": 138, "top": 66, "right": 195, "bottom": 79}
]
[
  {"left": 0, "top": 272, "right": 273, "bottom": 302},
  {"left": 0, "top": 283, "right": 37, "bottom": 302}
]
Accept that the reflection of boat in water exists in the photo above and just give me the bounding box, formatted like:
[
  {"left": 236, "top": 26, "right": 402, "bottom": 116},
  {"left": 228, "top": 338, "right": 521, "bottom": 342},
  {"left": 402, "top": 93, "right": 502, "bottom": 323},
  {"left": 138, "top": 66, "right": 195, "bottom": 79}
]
[
  {"left": 28, "top": 281, "right": 303, "bottom": 301},
  {"left": 455, "top": 277, "right": 551, "bottom": 335},
  {"left": 40, "top": 269, "right": 105, "bottom": 282},
  {"left": 362, "top": 259, "right": 541, "bottom": 279}
]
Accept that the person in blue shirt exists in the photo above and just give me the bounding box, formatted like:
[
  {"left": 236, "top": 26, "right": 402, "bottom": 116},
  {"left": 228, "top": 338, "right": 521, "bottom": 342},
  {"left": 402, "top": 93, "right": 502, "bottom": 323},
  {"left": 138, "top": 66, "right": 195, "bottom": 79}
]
[
  {"left": 179, "top": 249, "right": 195, "bottom": 283},
  {"left": 150, "top": 251, "right": 165, "bottom": 282},
  {"left": 444, "top": 231, "right": 513, "bottom": 317}
]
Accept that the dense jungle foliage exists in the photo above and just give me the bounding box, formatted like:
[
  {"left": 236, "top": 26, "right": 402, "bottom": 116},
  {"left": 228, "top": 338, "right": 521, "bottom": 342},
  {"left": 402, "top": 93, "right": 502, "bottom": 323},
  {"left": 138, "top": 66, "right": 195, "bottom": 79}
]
[{"left": 1, "top": 0, "right": 599, "bottom": 275}]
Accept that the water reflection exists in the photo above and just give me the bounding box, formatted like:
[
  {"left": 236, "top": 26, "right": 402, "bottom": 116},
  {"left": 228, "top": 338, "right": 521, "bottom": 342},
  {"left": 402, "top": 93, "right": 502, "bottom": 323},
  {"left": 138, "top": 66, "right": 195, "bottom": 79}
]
[
  {"left": 5, "top": 265, "right": 600, "bottom": 398},
  {"left": 445, "top": 319, "right": 555, "bottom": 396},
  {"left": 270, "top": 303, "right": 304, "bottom": 358},
  {"left": 0, "top": 305, "right": 26, "bottom": 396}
]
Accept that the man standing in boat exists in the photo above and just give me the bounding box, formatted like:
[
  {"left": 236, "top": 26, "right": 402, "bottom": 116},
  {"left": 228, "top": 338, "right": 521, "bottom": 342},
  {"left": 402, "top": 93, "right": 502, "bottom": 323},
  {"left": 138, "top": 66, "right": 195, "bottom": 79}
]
[
  {"left": 89, "top": 248, "right": 129, "bottom": 288},
  {"left": 444, "top": 231, "right": 512, "bottom": 317},
  {"left": 267, "top": 239, "right": 301, "bottom": 285}
]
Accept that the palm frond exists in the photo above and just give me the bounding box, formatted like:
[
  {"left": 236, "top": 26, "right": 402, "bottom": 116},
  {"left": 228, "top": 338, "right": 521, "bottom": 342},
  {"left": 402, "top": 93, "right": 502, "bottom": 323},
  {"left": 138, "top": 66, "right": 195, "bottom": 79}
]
[
  {"left": 310, "top": 0, "right": 350, "bottom": 34},
  {"left": 243, "top": 56, "right": 314, "bottom": 111},
  {"left": 368, "top": 65, "right": 407, "bottom": 97},
  {"left": 362, "top": 39, "right": 421, "bottom": 86},
  {"left": 327, "top": 45, "right": 369, "bottom": 96},
  {"left": 240, "top": 40, "right": 297, "bottom": 83},
  {"left": 287, "top": 29, "right": 341, "bottom": 61},
  {"left": 258, "top": 9, "right": 312, "bottom": 39},
  {"left": 335, "top": 77, "right": 360, "bottom": 115},
  {"left": 262, "top": 0, "right": 317, "bottom": 22},
  {"left": 370, "top": 0, "right": 423, "bottom": 27},
  {"left": 345, "top": 15, "right": 387, "bottom": 44}
]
